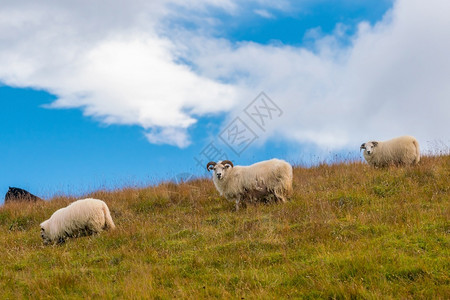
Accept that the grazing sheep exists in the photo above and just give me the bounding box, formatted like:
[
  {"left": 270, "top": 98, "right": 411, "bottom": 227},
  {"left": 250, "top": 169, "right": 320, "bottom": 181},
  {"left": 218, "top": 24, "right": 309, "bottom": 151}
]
[
  {"left": 4, "top": 187, "right": 43, "bottom": 203},
  {"left": 206, "top": 159, "right": 293, "bottom": 210},
  {"left": 40, "top": 198, "right": 115, "bottom": 244},
  {"left": 360, "top": 135, "right": 420, "bottom": 167}
]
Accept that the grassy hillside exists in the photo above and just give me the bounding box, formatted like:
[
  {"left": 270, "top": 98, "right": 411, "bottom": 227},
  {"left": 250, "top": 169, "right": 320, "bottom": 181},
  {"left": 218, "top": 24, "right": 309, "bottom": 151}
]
[{"left": 0, "top": 155, "right": 449, "bottom": 299}]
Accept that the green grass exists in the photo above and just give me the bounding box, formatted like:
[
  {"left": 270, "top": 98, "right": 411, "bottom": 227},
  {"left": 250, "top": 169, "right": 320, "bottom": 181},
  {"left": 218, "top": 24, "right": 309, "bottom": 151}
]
[{"left": 0, "top": 155, "right": 449, "bottom": 299}]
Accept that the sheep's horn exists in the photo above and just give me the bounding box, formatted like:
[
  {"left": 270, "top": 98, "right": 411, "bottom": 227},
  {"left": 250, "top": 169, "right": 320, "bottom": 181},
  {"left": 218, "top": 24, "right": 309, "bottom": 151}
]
[
  {"left": 221, "top": 160, "right": 234, "bottom": 168},
  {"left": 360, "top": 143, "right": 366, "bottom": 151},
  {"left": 206, "top": 161, "right": 216, "bottom": 171}
]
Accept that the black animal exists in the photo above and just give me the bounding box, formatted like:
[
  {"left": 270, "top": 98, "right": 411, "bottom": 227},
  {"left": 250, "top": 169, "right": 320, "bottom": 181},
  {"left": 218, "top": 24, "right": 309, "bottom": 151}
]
[{"left": 4, "top": 187, "right": 43, "bottom": 203}]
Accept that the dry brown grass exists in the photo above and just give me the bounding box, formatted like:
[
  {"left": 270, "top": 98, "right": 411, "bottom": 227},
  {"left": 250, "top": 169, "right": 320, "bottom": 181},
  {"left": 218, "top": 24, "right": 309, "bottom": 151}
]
[{"left": 0, "top": 155, "right": 448, "bottom": 299}]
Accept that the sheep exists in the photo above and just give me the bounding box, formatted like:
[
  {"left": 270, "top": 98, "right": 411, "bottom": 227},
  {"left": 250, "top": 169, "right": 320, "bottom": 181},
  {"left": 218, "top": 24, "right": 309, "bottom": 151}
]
[
  {"left": 360, "top": 135, "right": 420, "bottom": 167},
  {"left": 4, "top": 187, "right": 43, "bottom": 203},
  {"left": 40, "top": 198, "right": 115, "bottom": 244},
  {"left": 206, "top": 159, "right": 293, "bottom": 210}
]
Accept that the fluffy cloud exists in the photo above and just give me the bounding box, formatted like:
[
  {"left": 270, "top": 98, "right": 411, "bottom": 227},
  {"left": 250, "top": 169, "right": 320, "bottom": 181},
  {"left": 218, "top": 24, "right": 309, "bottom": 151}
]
[
  {"left": 0, "top": 0, "right": 238, "bottom": 148},
  {"left": 0, "top": 0, "right": 449, "bottom": 150},
  {"left": 190, "top": 0, "right": 450, "bottom": 150}
]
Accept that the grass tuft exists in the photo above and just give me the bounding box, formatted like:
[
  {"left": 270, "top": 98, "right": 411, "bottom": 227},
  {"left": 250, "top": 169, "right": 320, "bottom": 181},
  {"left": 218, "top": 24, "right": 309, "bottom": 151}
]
[{"left": 0, "top": 154, "right": 449, "bottom": 298}]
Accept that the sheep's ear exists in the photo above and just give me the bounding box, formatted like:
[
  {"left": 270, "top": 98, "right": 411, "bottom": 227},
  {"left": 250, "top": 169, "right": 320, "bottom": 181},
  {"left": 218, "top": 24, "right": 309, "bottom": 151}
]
[
  {"left": 372, "top": 141, "right": 379, "bottom": 147},
  {"left": 206, "top": 162, "right": 216, "bottom": 171},
  {"left": 360, "top": 143, "right": 366, "bottom": 150},
  {"left": 221, "top": 160, "right": 234, "bottom": 168}
]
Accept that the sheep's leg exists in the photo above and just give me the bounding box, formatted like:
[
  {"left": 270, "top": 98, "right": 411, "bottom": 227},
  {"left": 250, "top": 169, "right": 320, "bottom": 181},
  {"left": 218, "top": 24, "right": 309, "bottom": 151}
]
[
  {"left": 278, "top": 191, "right": 287, "bottom": 203},
  {"left": 235, "top": 195, "right": 245, "bottom": 211},
  {"left": 277, "top": 195, "right": 287, "bottom": 203},
  {"left": 273, "top": 189, "right": 287, "bottom": 203}
]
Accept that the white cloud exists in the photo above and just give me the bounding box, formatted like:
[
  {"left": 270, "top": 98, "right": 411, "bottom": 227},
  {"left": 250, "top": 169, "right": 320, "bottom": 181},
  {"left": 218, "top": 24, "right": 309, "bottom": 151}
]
[
  {"left": 254, "top": 9, "right": 276, "bottom": 19},
  {"left": 145, "top": 127, "right": 191, "bottom": 148},
  {"left": 0, "top": 0, "right": 238, "bottom": 147},
  {"left": 189, "top": 0, "right": 450, "bottom": 150},
  {"left": 47, "top": 36, "right": 236, "bottom": 129},
  {"left": 0, "top": 0, "right": 449, "bottom": 151}
]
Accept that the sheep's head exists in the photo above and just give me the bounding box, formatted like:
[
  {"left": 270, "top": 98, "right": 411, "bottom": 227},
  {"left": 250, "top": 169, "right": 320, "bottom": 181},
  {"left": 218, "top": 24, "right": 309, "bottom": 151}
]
[
  {"left": 40, "top": 221, "right": 51, "bottom": 245},
  {"left": 360, "top": 141, "right": 378, "bottom": 155},
  {"left": 206, "top": 160, "right": 234, "bottom": 181}
]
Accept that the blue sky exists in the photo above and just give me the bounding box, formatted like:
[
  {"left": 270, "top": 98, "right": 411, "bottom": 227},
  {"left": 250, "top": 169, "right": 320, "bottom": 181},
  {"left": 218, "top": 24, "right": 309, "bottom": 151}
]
[{"left": 1, "top": 0, "right": 449, "bottom": 203}]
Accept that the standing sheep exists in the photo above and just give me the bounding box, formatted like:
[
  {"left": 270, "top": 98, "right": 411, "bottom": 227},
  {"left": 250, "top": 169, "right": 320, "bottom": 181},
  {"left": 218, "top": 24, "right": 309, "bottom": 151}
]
[
  {"left": 206, "top": 159, "right": 293, "bottom": 210},
  {"left": 40, "top": 198, "right": 115, "bottom": 244},
  {"left": 360, "top": 135, "right": 420, "bottom": 167}
]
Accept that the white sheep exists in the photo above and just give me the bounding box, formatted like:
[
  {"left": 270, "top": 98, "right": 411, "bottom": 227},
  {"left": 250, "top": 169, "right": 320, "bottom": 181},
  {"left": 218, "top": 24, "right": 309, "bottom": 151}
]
[
  {"left": 40, "top": 198, "right": 115, "bottom": 244},
  {"left": 206, "top": 159, "right": 293, "bottom": 210},
  {"left": 360, "top": 135, "right": 420, "bottom": 167}
]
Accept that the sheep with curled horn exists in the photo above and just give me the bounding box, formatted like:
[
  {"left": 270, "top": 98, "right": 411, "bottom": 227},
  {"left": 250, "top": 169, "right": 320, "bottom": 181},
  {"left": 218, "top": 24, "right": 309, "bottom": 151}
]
[
  {"left": 360, "top": 135, "right": 420, "bottom": 167},
  {"left": 206, "top": 159, "right": 293, "bottom": 210}
]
